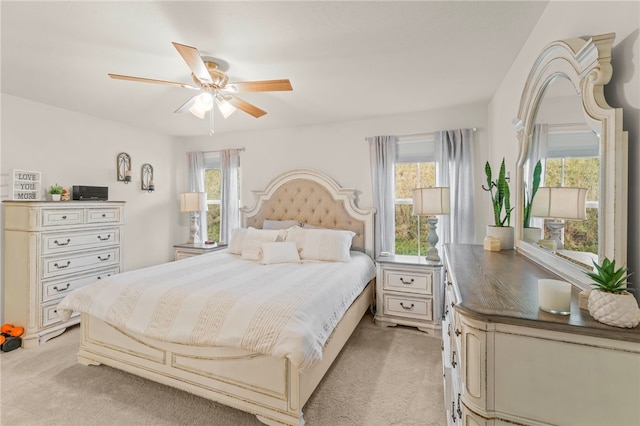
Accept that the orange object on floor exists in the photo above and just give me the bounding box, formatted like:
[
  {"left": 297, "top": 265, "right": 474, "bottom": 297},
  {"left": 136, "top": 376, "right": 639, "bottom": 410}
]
[
  {"left": 0, "top": 324, "right": 14, "bottom": 334},
  {"left": 9, "top": 327, "right": 24, "bottom": 337}
]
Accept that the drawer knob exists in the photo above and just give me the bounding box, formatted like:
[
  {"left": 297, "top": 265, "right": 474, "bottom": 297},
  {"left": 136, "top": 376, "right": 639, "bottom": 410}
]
[
  {"left": 97, "top": 254, "right": 111, "bottom": 261},
  {"left": 61, "top": 215, "right": 67, "bottom": 219},
  {"left": 97, "top": 234, "right": 111, "bottom": 241},
  {"left": 53, "top": 239, "right": 71, "bottom": 246},
  {"left": 452, "top": 351, "right": 457, "bottom": 368},
  {"left": 455, "top": 329, "right": 461, "bottom": 337},
  {"left": 399, "top": 302, "right": 414, "bottom": 311},
  {"left": 102, "top": 213, "right": 106, "bottom": 218},
  {"left": 399, "top": 277, "right": 415, "bottom": 285},
  {"left": 457, "top": 393, "right": 462, "bottom": 418},
  {"left": 53, "top": 283, "right": 71, "bottom": 292},
  {"left": 96, "top": 274, "right": 112, "bottom": 280},
  {"left": 53, "top": 261, "right": 71, "bottom": 269}
]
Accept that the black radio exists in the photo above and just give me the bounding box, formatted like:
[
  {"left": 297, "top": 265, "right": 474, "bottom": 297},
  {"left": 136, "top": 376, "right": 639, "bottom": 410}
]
[{"left": 72, "top": 185, "right": 108, "bottom": 201}]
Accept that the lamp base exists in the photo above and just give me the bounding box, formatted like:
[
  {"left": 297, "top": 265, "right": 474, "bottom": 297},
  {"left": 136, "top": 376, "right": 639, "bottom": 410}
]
[
  {"left": 425, "top": 217, "right": 441, "bottom": 263},
  {"left": 187, "top": 212, "right": 201, "bottom": 244},
  {"left": 546, "top": 220, "right": 565, "bottom": 250}
]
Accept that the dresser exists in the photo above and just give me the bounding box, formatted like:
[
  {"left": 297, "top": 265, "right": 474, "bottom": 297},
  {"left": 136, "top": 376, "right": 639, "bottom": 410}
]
[
  {"left": 173, "top": 242, "right": 227, "bottom": 260},
  {"left": 442, "top": 244, "right": 640, "bottom": 426},
  {"left": 374, "top": 254, "right": 443, "bottom": 335},
  {"left": 3, "top": 201, "right": 125, "bottom": 348}
]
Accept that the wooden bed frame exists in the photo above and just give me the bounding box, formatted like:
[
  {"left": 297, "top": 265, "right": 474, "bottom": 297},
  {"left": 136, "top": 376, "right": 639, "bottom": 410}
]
[{"left": 75, "top": 169, "right": 375, "bottom": 426}]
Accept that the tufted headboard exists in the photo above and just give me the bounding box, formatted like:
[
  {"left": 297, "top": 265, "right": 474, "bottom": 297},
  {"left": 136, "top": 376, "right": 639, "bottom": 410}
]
[{"left": 241, "top": 169, "right": 375, "bottom": 257}]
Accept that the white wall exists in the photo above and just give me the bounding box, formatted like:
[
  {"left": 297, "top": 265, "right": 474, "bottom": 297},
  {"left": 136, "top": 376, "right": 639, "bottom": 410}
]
[
  {"left": 175, "top": 102, "right": 489, "bottom": 245},
  {"left": 1, "top": 94, "right": 179, "bottom": 321},
  {"left": 489, "top": 1, "right": 639, "bottom": 294}
]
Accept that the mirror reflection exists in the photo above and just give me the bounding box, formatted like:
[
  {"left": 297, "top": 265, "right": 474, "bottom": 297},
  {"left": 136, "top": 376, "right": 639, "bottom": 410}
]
[{"left": 523, "top": 76, "right": 600, "bottom": 268}]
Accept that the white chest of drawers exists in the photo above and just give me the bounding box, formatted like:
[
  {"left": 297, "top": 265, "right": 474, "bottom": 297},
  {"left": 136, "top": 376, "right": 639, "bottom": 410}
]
[
  {"left": 2, "top": 201, "right": 125, "bottom": 347},
  {"left": 374, "top": 254, "right": 443, "bottom": 335}
]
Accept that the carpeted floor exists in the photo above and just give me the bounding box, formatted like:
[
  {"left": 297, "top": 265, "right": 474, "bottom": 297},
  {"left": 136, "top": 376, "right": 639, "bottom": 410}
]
[{"left": 1, "top": 313, "right": 446, "bottom": 425}]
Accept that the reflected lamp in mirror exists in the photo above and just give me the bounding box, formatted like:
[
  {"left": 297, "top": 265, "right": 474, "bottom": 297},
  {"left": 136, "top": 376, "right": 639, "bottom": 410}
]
[
  {"left": 412, "top": 187, "right": 450, "bottom": 263},
  {"left": 531, "top": 187, "right": 587, "bottom": 251},
  {"left": 180, "top": 192, "right": 207, "bottom": 244}
]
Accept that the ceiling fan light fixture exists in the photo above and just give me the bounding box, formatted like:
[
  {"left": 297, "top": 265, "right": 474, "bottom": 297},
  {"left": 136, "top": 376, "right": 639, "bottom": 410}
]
[
  {"left": 188, "top": 105, "right": 206, "bottom": 119},
  {"left": 216, "top": 95, "right": 236, "bottom": 119}
]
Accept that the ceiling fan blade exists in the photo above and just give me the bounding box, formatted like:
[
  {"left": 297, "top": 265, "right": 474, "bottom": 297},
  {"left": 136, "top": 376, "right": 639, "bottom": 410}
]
[
  {"left": 226, "top": 79, "right": 293, "bottom": 93},
  {"left": 172, "top": 42, "right": 212, "bottom": 84},
  {"left": 225, "top": 95, "right": 267, "bottom": 118},
  {"left": 108, "top": 74, "right": 199, "bottom": 90}
]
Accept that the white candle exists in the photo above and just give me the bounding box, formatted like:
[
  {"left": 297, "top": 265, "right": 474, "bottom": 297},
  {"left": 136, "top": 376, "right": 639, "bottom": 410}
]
[{"left": 538, "top": 279, "right": 572, "bottom": 315}]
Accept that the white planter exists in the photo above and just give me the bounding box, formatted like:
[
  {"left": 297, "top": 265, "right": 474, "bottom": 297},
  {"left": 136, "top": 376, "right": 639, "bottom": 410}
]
[
  {"left": 51, "top": 194, "right": 61, "bottom": 201},
  {"left": 588, "top": 290, "right": 640, "bottom": 328},
  {"left": 486, "top": 226, "right": 514, "bottom": 250},
  {"left": 522, "top": 227, "right": 542, "bottom": 244}
]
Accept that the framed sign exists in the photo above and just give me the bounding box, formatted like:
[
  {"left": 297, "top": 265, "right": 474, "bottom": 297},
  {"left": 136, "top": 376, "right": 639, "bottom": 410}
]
[{"left": 12, "top": 169, "right": 41, "bottom": 200}]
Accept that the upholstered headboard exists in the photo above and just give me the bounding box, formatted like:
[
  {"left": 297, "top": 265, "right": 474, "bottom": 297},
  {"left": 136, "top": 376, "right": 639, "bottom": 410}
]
[{"left": 241, "top": 169, "right": 375, "bottom": 257}]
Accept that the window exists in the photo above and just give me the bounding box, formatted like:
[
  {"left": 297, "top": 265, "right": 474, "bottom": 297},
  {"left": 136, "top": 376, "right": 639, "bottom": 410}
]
[
  {"left": 542, "top": 127, "right": 599, "bottom": 254},
  {"left": 394, "top": 134, "right": 436, "bottom": 256},
  {"left": 202, "top": 151, "right": 241, "bottom": 243}
]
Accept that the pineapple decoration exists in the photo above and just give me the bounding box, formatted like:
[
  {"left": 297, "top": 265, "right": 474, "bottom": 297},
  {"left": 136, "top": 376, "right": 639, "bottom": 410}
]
[{"left": 586, "top": 258, "right": 640, "bottom": 328}]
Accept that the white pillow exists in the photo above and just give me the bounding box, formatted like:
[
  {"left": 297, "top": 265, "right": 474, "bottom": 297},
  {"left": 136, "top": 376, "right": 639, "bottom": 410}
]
[
  {"left": 263, "top": 219, "right": 301, "bottom": 230},
  {"left": 228, "top": 228, "right": 248, "bottom": 255},
  {"left": 285, "top": 227, "right": 355, "bottom": 262},
  {"left": 241, "top": 227, "right": 284, "bottom": 261},
  {"left": 260, "top": 242, "right": 301, "bottom": 265}
]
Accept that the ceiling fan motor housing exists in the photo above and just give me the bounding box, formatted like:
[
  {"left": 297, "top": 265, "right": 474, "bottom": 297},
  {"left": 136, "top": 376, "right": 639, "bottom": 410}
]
[{"left": 193, "top": 61, "right": 229, "bottom": 89}]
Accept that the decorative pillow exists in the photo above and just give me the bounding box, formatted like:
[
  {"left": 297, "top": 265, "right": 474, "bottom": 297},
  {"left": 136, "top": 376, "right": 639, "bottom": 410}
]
[
  {"left": 263, "top": 219, "right": 301, "bottom": 230},
  {"left": 228, "top": 228, "right": 248, "bottom": 255},
  {"left": 285, "top": 227, "right": 355, "bottom": 262},
  {"left": 241, "top": 227, "right": 284, "bottom": 261},
  {"left": 260, "top": 242, "right": 301, "bottom": 265}
]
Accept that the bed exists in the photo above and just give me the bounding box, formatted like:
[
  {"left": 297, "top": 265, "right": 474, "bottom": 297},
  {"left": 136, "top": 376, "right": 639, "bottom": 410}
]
[{"left": 57, "top": 169, "right": 375, "bottom": 426}]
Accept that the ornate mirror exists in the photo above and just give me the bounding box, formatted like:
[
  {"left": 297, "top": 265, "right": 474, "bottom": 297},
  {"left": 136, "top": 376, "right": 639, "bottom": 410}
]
[{"left": 514, "top": 33, "right": 628, "bottom": 289}]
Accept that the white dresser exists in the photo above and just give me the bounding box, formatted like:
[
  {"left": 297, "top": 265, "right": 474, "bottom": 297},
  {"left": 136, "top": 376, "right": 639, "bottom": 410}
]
[
  {"left": 3, "top": 201, "right": 125, "bottom": 348},
  {"left": 374, "top": 254, "right": 443, "bottom": 335},
  {"left": 442, "top": 244, "right": 640, "bottom": 426}
]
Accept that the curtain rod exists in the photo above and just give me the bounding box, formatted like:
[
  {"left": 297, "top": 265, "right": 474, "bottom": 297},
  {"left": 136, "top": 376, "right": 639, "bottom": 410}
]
[
  {"left": 396, "top": 127, "right": 479, "bottom": 139},
  {"left": 186, "top": 147, "right": 246, "bottom": 155}
]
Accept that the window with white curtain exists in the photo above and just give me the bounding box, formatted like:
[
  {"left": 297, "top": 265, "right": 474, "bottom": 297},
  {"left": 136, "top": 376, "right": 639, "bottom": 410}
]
[
  {"left": 395, "top": 134, "right": 436, "bottom": 256},
  {"left": 203, "top": 153, "right": 241, "bottom": 243}
]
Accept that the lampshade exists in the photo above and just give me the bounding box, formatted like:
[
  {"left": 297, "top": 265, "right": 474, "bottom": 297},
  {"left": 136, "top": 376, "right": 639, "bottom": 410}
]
[
  {"left": 189, "top": 92, "right": 214, "bottom": 119},
  {"left": 531, "top": 187, "right": 587, "bottom": 220},
  {"left": 216, "top": 94, "right": 236, "bottom": 119},
  {"left": 180, "top": 192, "right": 207, "bottom": 213},
  {"left": 412, "top": 187, "right": 451, "bottom": 215}
]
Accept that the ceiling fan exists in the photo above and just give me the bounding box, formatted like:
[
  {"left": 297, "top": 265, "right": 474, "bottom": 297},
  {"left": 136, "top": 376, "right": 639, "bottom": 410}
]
[{"left": 108, "top": 42, "right": 293, "bottom": 130}]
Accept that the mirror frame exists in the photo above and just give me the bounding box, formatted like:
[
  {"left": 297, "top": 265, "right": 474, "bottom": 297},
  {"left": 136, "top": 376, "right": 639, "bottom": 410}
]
[{"left": 513, "top": 33, "right": 628, "bottom": 289}]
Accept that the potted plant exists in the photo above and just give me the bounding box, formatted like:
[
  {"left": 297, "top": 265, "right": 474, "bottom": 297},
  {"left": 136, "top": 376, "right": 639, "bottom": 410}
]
[
  {"left": 48, "top": 183, "right": 64, "bottom": 201},
  {"left": 586, "top": 258, "right": 640, "bottom": 328},
  {"left": 482, "top": 158, "right": 514, "bottom": 249},
  {"left": 523, "top": 159, "right": 542, "bottom": 243}
]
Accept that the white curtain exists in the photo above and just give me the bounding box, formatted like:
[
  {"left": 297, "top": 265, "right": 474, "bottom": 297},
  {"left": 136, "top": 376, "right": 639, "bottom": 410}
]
[
  {"left": 435, "top": 129, "right": 476, "bottom": 244},
  {"left": 220, "top": 148, "right": 240, "bottom": 244},
  {"left": 367, "top": 135, "right": 397, "bottom": 257},
  {"left": 187, "top": 151, "right": 207, "bottom": 243},
  {"left": 526, "top": 124, "right": 549, "bottom": 228}
]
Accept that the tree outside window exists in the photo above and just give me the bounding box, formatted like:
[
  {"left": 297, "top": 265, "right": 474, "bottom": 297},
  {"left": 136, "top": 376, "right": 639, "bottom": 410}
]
[{"left": 204, "top": 168, "right": 221, "bottom": 242}]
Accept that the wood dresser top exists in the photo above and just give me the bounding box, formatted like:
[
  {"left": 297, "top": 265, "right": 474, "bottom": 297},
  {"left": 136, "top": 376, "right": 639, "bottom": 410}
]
[{"left": 444, "top": 244, "right": 640, "bottom": 343}]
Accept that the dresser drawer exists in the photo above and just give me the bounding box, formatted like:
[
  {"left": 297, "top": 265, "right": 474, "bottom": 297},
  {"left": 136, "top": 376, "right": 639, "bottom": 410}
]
[
  {"left": 42, "top": 267, "right": 119, "bottom": 303},
  {"left": 383, "top": 294, "right": 433, "bottom": 320},
  {"left": 42, "top": 302, "right": 79, "bottom": 328},
  {"left": 42, "top": 248, "right": 120, "bottom": 279},
  {"left": 87, "top": 208, "right": 122, "bottom": 224},
  {"left": 41, "top": 209, "right": 84, "bottom": 227},
  {"left": 383, "top": 268, "right": 433, "bottom": 295},
  {"left": 42, "top": 228, "right": 120, "bottom": 255}
]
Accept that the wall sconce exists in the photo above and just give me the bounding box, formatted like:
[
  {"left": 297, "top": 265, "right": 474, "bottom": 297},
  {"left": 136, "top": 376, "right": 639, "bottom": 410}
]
[
  {"left": 117, "top": 152, "right": 132, "bottom": 184},
  {"left": 141, "top": 163, "right": 155, "bottom": 192}
]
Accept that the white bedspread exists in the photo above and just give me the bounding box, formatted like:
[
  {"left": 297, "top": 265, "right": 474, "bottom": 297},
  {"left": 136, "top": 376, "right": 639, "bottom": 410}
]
[{"left": 57, "top": 250, "right": 375, "bottom": 371}]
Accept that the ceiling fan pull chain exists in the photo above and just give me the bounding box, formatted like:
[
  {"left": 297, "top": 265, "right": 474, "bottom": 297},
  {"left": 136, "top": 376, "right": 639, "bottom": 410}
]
[{"left": 209, "top": 107, "right": 215, "bottom": 136}]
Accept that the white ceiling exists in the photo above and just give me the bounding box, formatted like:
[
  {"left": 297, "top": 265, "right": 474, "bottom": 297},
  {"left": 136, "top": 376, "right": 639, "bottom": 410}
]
[{"left": 1, "top": 1, "right": 548, "bottom": 137}]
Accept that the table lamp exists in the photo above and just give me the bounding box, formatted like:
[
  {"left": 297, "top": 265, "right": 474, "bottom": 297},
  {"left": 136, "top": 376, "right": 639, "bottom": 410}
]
[
  {"left": 531, "top": 187, "right": 587, "bottom": 250},
  {"left": 412, "top": 187, "right": 450, "bottom": 262},
  {"left": 180, "top": 192, "right": 207, "bottom": 244}
]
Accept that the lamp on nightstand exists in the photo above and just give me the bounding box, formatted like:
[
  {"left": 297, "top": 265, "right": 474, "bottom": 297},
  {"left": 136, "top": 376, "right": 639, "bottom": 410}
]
[
  {"left": 412, "top": 187, "right": 450, "bottom": 263},
  {"left": 180, "top": 192, "right": 207, "bottom": 244},
  {"left": 531, "top": 187, "right": 587, "bottom": 250}
]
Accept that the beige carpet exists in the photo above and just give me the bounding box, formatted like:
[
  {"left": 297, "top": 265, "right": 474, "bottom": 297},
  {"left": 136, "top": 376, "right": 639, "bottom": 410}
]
[{"left": 1, "top": 313, "right": 446, "bottom": 425}]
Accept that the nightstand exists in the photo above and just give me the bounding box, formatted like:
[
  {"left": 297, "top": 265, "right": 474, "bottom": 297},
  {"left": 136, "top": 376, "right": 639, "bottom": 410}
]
[
  {"left": 374, "top": 254, "right": 443, "bottom": 335},
  {"left": 173, "top": 243, "right": 227, "bottom": 260}
]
